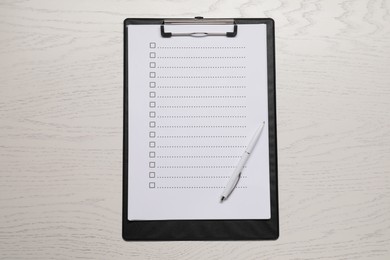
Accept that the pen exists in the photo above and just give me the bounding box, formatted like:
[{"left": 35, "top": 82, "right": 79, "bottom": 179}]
[{"left": 220, "top": 121, "right": 266, "bottom": 202}]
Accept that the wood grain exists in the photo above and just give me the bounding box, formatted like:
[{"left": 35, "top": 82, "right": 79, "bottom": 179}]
[{"left": 0, "top": 0, "right": 389, "bottom": 259}]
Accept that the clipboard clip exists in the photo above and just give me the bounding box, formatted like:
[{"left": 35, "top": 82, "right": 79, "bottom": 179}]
[{"left": 161, "top": 17, "right": 237, "bottom": 38}]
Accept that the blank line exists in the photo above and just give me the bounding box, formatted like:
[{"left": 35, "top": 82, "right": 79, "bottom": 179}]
[
  {"left": 157, "top": 95, "right": 246, "bottom": 99},
  {"left": 156, "top": 116, "right": 246, "bottom": 119},
  {"left": 157, "top": 166, "right": 239, "bottom": 169},
  {"left": 157, "top": 76, "right": 246, "bottom": 78},
  {"left": 157, "top": 56, "right": 246, "bottom": 59},
  {"left": 157, "top": 186, "right": 248, "bottom": 189},
  {"left": 156, "top": 155, "right": 242, "bottom": 158},
  {"left": 157, "top": 176, "right": 248, "bottom": 178},
  {"left": 157, "top": 86, "right": 246, "bottom": 89},
  {"left": 156, "top": 126, "right": 246, "bottom": 128},
  {"left": 157, "top": 135, "right": 246, "bottom": 138},
  {"left": 157, "top": 66, "right": 246, "bottom": 69},
  {"left": 157, "top": 105, "right": 246, "bottom": 109},
  {"left": 157, "top": 145, "right": 246, "bottom": 148},
  {"left": 157, "top": 46, "right": 245, "bottom": 49}
]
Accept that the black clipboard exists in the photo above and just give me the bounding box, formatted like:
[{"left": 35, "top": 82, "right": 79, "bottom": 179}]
[{"left": 123, "top": 17, "right": 278, "bottom": 241}]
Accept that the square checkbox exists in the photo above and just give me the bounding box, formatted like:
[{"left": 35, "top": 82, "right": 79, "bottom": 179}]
[
  {"left": 149, "top": 131, "right": 156, "bottom": 138},
  {"left": 149, "top": 82, "right": 156, "bottom": 88},
  {"left": 150, "top": 52, "right": 156, "bottom": 58},
  {"left": 149, "top": 151, "right": 155, "bottom": 158},
  {"left": 149, "top": 92, "right": 156, "bottom": 98},
  {"left": 149, "top": 182, "right": 155, "bottom": 188},
  {"left": 149, "top": 101, "right": 156, "bottom": 108},
  {"left": 149, "top": 121, "right": 156, "bottom": 128},
  {"left": 149, "top": 72, "right": 156, "bottom": 78},
  {"left": 149, "top": 172, "right": 155, "bottom": 178},
  {"left": 149, "top": 111, "right": 156, "bottom": 118},
  {"left": 149, "top": 62, "right": 156, "bottom": 68},
  {"left": 149, "top": 42, "right": 156, "bottom": 48},
  {"left": 149, "top": 161, "right": 155, "bottom": 168},
  {"left": 149, "top": 141, "right": 156, "bottom": 148}
]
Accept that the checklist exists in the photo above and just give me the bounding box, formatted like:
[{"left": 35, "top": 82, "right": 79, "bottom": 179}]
[{"left": 127, "top": 24, "right": 271, "bottom": 220}]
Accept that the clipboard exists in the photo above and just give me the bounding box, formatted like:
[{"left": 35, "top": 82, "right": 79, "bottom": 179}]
[{"left": 123, "top": 17, "right": 278, "bottom": 241}]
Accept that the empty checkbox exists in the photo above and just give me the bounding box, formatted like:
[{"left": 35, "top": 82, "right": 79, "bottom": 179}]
[
  {"left": 149, "top": 121, "right": 156, "bottom": 128},
  {"left": 149, "top": 131, "right": 156, "bottom": 138},
  {"left": 149, "top": 172, "right": 155, "bottom": 178},
  {"left": 149, "top": 62, "right": 156, "bottom": 68},
  {"left": 150, "top": 52, "right": 156, "bottom": 58},
  {"left": 149, "top": 102, "right": 156, "bottom": 108},
  {"left": 149, "top": 161, "right": 155, "bottom": 168},
  {"left": 149, "top": 42, "right": 156, "bottom": 48},
  {"left": 149, "top": 111, "right": 156, "bottom": 118},
  {"left": 149, "top": 151, "right": 156, "bottom": 158},
  {"left": 149, "top": 141, "right": 156, "bottom": 148},
  {"left": 149, "top": 182, "right": 155, "bottom": 188},
  {"left": 149, "top": 72, "right": 156, "bottom": 78},
  {"left": 149, "top": 82, "right": 156, "bottom": 88},
  {"left": 149, "top": 92, "right": 156, "bottom": 98}
]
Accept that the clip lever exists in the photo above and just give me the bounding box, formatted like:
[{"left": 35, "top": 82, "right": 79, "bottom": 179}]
[{"left": 161, "top": 17, "right": 237, "bottom": 38}]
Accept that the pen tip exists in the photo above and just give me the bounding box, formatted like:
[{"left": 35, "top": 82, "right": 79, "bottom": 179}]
[{"left": 220, "top": 196, "right": 225, "bottom": 203}]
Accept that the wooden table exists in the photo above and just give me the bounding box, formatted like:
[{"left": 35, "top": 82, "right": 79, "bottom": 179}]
[{"left": 1, "top": 0, "right": 389, "bottom": 259}]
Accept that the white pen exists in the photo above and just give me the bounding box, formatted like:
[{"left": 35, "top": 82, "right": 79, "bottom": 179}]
[{"left": 220, "top": 121, "right": 266, "bottom": 202}]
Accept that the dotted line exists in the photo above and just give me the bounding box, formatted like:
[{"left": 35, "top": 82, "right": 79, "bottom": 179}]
[
  {"left": 157, "top": 56, "right": 246, "bottom": 59},
  {"left": 157, "top": 105, "right": 246, "bottom": 109},
  {"left": 157, "top": 186, "right": 248, "bottom": 189},
  {"left": 157, "top": 145, "right": 246, "bottom": 148},
  {"left": 157, "top": 176, "right": 248, "bottom": 179},
  {"left": 156, "top": 126, "right": 246, "bottom": 128},
  {"left": 157, "top": 46, "right": 245, "bottom": 49},
  {"left": 157, "top": 135, "right": 246, "bottom": 138},
  {"left": 157, "top": 166, "right": 239, "bottom": 169},
  {"left": 157, "top": 95, "right": 246, "bottom": 99},
  {"left": 157, "top": 76, "right": 246, "bottom": 79},
  {"left": 157, "top": 86, "right": 246, "bottom": 89},
  {"left": 157, "top": 66, "right": 246, "bottom": 69},
  {"left": 156, "top": 155, "right": 242, "bottom": 158},
  {"left": 157, "top": 116, "right": 246, "bottom": 119}
]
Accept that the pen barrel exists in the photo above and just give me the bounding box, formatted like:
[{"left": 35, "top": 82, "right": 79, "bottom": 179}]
[
  {"left": 233, "top": 152, "right": 250, "bottom": 175},
  {"left": 246, "top": 122, "right": 265, "bottom": 153},
  {"left": 221, "top": 152, "right": 250, "bottom": 198},
  {"left": 223, "top": 174, "right": 241, "bottom": 197},
  {"left": 220, "top": 122, "right": 265, "bottom": 201}
]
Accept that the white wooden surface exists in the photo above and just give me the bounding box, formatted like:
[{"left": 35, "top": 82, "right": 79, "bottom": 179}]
[{"left": 0, "top": 0, "right": 389, "bottom": 259}]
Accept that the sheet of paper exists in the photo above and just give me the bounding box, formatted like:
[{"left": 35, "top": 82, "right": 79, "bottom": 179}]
[{"left": 127, "top": 23, "right": 270, "bottom": 220}]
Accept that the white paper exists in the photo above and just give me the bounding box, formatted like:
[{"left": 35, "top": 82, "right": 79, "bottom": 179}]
[{"left": 127, "top": 24, "right": 270, "bottom": 220}]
